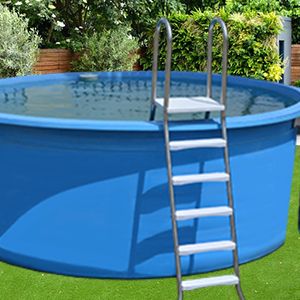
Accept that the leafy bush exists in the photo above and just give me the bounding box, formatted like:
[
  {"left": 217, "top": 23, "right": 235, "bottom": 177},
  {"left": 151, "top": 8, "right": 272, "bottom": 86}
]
[
  {"left": 3, "top": 0, "right": 62, "bottom": 48},
  {"left": 225, "top": 0, "right": 285, "bottom": 13},
  {"left": 287, "top": 2, "right": 300, "bottom": 44},
  {"left": 180, "top": 0, "right": 226, "bottom": 12},
  {"left": 4, "top": 0, "right": 182, "bottom": 49},
  {"left": 72, "top": 27, "right": 139, "bottom": 72},
  {"left": 3, "top": 0, "right": 122, "bottom": 48},
  {"left": 294, "top": 80, "right": 300, "bottom": 87},
  {"left": 225, "top": 0, "right": 300, "bottom": 44},
  {"left": 0, "top": 4, "right": 41, "bottom": 77},
  {"left": 115, "top": 0, "right": 185, "bottom": 46},
  {"left": 2, "top": 0, "right": 300, "bottom": 48},
  {"left": 141, "top": 9, "right": 284, "bottom": 81}
]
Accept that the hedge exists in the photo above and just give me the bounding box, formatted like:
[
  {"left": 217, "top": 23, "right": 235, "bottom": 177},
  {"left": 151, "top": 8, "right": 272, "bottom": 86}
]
[{"left": 140, "top": 9, "right": 284, "bottom": 81}]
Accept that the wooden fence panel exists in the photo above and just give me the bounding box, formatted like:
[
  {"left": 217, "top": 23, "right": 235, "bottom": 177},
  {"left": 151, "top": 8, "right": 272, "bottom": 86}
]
[
  {"left": 33, "top": 49, "right": 74, "bottom": 74},
  {"left": 292, "top": 45, "right": 300, "bottom": 83}
]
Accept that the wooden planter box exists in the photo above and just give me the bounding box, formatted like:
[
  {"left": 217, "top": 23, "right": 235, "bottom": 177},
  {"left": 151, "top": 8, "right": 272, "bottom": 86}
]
[
  {"left": 33, "top": 49, "right": 74, "bottom": 74},
  {"left": 291, "top": 45, "right": 300, "bottom": 83}
]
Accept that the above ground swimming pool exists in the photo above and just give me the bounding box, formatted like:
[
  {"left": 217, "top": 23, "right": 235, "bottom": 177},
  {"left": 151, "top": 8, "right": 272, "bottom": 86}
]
[{"left": 0, "top": 71, "right": 299, "bottom": 278}]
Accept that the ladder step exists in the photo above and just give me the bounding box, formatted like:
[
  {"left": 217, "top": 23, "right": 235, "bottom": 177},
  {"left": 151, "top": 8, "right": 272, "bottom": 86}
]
[
  {"left": 155, "top": 96, "right": 224, "bottom": 114},
  {"left": 181, "top": 275, "right": 239, "bottom": 291},
  {"left": 169, "top": 138, "right": 226, "bottom": 151},
  {"left": 179, "top": 240, "right": 235, "bottom": 256},
  {"left": 175, "top": 206, "right": 232, "bottom": 221},
  {"left": 172, "top": 173, "right": 229, "bottom": 186}
]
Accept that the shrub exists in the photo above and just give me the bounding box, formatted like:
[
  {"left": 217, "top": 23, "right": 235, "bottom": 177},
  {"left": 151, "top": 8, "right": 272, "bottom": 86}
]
[
  {"left": 225, "top": 0, "right": 300, "bottom": 44},
  {"left": 294, "top": 80, "right": 300, "bottom": 87},
  {"left": 4, "top": 0, "right": 121, "bottom": 48},
  {"left": 71, "top": 27, "right": 139, "bottom": 72},
  {"left": 140, "top": 9, "right": 284, "bottom": 81},
  {"left": 0, "top": 5, "right": 41, "bottom": 77},
  {"left": 3, "top": 0, "right": 300, "bottom": 48},
  {"left": 180, "top": 0, "right": 226, "bottom": 12},
  {"left": 5, "top": 0, "right": 61, "bottom": 48},
  {"left": 113, "top": 0, "right": 185, "bottom": 45}
]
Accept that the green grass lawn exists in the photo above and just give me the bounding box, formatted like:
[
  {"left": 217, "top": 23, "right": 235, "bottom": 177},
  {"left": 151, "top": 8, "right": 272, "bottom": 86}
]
[{"left": 1, "top": 150, "right": 300, "bottom": 300}]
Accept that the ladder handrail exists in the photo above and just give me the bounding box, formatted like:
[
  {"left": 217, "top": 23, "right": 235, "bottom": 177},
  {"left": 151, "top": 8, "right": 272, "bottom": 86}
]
[
  {"left": 207, "top": 17, "right": 228, "bottom": 106},
  {"left": 150, "top": 18, "right": 172, "bottom": 121}
]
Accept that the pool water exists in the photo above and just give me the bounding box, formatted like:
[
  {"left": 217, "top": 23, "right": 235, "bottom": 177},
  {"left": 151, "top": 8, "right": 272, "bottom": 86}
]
[{"left": 0, "top": 77, "right": 296, "bottom": 121}]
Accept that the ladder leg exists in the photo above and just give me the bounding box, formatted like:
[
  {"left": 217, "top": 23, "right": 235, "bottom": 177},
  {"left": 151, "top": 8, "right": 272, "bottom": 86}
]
[
  {"left": 151, "top": 18, "right": 184, "bottom": 299},
  {"left": 204, "top": 111, "right": 210, "bottom": 119},
  {"left": 221, "top": 110, "right": 245, "bottom": 300},
  {"left": 236, "top": 283, "right": 246, "bottom": 300},
  {"left": 164, "top": 117, "right": 183, "bottom": 300}
]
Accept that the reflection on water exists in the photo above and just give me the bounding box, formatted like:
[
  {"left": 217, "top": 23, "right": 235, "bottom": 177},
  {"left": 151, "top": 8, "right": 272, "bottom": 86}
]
[{"left": 0, "top": 78, "right": 296, "bottom": 121}]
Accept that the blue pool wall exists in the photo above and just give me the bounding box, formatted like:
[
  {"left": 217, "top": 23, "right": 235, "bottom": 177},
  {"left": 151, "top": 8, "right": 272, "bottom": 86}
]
[{"left": 0, "top": 72, "right": 299, "bottom": 278}]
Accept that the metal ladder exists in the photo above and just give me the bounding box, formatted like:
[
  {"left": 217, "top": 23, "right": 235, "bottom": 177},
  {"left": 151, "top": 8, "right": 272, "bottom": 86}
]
[{"left": 150, "top": 17, "right": 245, "bottom": 300}]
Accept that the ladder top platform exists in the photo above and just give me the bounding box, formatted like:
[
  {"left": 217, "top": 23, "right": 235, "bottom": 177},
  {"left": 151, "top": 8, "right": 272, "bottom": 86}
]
[{"left": 155, "top": 96, "right": 225, "bottom": 114}]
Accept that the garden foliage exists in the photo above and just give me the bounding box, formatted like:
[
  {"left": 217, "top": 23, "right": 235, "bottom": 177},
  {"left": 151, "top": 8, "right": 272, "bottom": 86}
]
[
  {"left": 225, "top": 0, "right": 300, "bottom": 44},
  {"left": 141, "top": 9, "right": 284, "bottom": 81},
  {"left": 294, "top": 80, "right": 300, "bottom": 87},
  {"left": 0, "top": 4, "right": 40, "bottom": 77},
  {"left": 3, "top": 0, "right": 123, "bottom": 48},
  {"left": 2, "top": 0, "right": 63, "bottom": 48},
  {"left": 72, "top": 27, "right": 139, "bottom": 72},
  {"left": 0, "top": 0, "right": 299, "bottom": 77}
]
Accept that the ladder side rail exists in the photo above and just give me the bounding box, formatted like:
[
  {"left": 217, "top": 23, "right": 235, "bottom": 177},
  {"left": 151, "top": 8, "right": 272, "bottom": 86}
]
[
  {"left": 222, "top": 112, "right": 245, "bottom": 300},
  {"left": 150, "top": 18, "right": 172, "bottom": 121},
  {"left": 150, "top": 18, "right": 183, "bottom": 299},
  {"left": 164, "top": 113, "right": 183, "bottom": 300},
  {"left": 222, "top": 108, "right": 245, "bottom": 300},
  {"left": 213, "top": 18, "right": 245, "bottom": 300},
  {"left": 205, "top": 17, "right": 228, "bottom": 119},
  {"left": 207, "top": 17, "right": 245, "bottom": 300},
  {"left": 161, "top": 25, "right": 184, "bottom": 300}
]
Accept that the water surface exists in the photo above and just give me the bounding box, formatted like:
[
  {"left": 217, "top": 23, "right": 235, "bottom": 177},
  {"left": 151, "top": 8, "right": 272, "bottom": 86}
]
[{"left": 0, "top": 77, "right": 296, "bottom": 121}]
